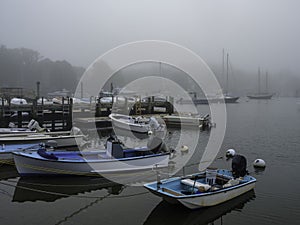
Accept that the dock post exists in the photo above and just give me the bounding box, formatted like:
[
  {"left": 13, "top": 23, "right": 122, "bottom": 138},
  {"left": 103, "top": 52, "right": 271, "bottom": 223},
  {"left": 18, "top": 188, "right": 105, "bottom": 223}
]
[
  {"left": 67, "top": 97, "right": 73, "bottom": 130},
  {"left": 32, "top": 98, "right": 37, "bottom": 119},
  {"left": 0, "top": 98, "right": 4, "bottom": 126},
  {"left": 147, "top": 97, "right": 152, "bottom": 114},
  {"left": 95, "top": 98, "right": 101, "bottom": 117},
  {"left": 151, "top": 96, "right": 155, "bottom": 114},
  {"left": 168, "top": 96, "right": 174, "bottom": 115},
  {"left": 17, "top": 110, "right": 22, "bottom": 128},
  {"left": 51, "top": 109, "right": 55, "bottom": 131}
]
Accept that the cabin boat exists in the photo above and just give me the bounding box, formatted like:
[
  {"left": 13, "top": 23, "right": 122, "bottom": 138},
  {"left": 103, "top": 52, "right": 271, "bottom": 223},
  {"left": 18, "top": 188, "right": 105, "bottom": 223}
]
[
  {"left": 144, "top": 169, "right": 256, "bottom": 209},
  {"left": 13, "top": 137, "right": 170, "bottom": 176}
]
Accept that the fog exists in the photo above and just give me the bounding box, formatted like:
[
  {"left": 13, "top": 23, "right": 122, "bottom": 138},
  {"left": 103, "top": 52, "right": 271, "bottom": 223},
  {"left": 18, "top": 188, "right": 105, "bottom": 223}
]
[{"left": 1, "top": 0, "right": 300, "bottom": 96}]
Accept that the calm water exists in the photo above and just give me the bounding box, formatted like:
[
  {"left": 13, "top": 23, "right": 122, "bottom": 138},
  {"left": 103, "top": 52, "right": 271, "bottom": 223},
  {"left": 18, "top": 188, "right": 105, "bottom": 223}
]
[{"left": 0, "top": 97, "right": 299, "bottom": 225}]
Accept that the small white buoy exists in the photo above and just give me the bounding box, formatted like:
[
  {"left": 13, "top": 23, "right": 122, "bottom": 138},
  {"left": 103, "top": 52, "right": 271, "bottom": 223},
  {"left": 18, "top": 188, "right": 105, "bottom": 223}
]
[
  {"left": 181, "top": 145, "right": 189, "bottom": 152},
  {"left": 148, "top": 130, "right": 153, "bottom": 135},
  {"left": 253, "top": 159, "right": 266, "bottom": 168},
  {"left": 226, "top": 149, "right": 236, "bottom": 158}
]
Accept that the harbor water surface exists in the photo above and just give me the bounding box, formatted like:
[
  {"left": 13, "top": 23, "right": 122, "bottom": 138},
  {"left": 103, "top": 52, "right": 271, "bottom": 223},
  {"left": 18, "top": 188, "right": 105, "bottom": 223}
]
[{"left": 0, "top": 97, "right": 299, "bottom": 225}]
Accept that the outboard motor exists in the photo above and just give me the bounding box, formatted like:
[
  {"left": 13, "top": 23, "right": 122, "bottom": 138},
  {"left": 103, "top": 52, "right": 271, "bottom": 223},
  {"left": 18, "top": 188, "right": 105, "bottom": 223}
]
[
  {"left": 231, "top": 154, "right": 248, "bottom": 178},
  {"left": 149, "top": 117, "right": 160, "bottom": 130},
  {"left": 70, "top": 127, "right": 82, "bottom": 135},
  {"left": 28, "top": 119, "right": 45, "bottom": 132}
]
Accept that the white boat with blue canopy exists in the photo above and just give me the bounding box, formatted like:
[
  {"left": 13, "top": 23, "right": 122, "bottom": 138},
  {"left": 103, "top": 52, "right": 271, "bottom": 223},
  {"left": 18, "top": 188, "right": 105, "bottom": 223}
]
[
  {"left": 144, "top": 155, "right": 256, "bottom": 209},
  {"left": 13, "top": 136, "right": 170, "bottom": 176}
]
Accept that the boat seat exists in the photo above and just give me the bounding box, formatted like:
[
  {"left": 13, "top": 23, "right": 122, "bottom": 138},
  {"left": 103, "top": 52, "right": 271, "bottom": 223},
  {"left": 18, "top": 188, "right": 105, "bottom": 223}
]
[
  {"left": 162, "top": 187, "right": 184, "bottom": 196},
  {"left": 222, "top": 179, "right": 240, "bottom": 188},
  {"left": 181, "top": 179, "right": 211, "bottom": 192}
]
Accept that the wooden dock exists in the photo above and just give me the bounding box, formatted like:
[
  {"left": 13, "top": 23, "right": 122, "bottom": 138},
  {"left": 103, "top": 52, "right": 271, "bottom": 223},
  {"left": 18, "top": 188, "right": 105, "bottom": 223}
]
[{"left": 0, "top": 96, "right": 175, "bottom": 131}]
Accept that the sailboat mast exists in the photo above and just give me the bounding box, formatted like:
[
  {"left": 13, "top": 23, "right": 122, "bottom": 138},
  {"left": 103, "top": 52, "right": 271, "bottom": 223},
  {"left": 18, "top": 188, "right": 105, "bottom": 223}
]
[
  {"left": 226, "top": 53, "right": 229, "bottom": 95},
  {"left": 222, "top": 49, "right": 225, "bottom": 92},
  {"left": 258, "top": 67, "right": 261, "bottom": 94},
  {"left": 266, "top": 71, "right": 268, "bottom": 93}
]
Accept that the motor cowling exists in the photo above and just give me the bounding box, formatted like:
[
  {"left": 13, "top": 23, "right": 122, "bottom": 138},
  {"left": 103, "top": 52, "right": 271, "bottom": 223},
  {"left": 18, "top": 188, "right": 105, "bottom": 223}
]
[{"left": 232, "top": 154, "right": 248, "bottom": 178}]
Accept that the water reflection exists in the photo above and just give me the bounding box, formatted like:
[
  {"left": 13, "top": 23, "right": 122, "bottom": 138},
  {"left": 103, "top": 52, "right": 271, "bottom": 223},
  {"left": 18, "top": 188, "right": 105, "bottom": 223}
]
[
  {"left": 12, "top": 176, "right": 123, "bottom": 202},
  {"left": 253, "top": 167, "right": 266, "bottom": 175},
  {"left": 144, "top": 190, "right": 256, "bottom": 225},
  {"left": 0, "top": 165, "right": 19, "bottom": 180}
]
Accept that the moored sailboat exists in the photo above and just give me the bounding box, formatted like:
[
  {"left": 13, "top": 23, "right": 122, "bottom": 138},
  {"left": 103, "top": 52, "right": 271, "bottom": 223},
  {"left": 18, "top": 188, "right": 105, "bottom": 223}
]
[{"left": 247, "top": 69, "right": 273, "bottom": 99}]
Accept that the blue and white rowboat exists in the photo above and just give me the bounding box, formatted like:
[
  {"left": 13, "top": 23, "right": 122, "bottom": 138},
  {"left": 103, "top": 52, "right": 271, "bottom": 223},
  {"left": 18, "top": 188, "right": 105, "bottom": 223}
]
[{"left": 144, "top": 169, "right": 256, "bottom": 209}]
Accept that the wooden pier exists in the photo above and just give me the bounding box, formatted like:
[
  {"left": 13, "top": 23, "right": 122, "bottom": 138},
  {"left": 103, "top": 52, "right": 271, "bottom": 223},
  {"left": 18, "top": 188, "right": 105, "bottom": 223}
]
[{"left": 0, "top": 96, "right": 175, "bottom": 131}]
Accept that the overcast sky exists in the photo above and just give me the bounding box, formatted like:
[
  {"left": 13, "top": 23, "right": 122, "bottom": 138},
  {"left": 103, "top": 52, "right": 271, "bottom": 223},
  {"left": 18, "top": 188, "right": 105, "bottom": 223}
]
[{"left": 1, "top": 0, "right": 299, "bottom": 75}]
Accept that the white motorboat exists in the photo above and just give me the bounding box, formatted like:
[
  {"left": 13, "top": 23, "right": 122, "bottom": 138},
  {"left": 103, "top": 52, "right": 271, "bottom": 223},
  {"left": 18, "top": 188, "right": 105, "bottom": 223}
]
[
  {"left": 109, "top": 113, "right": 163, "bottom": 134},
  {"left": 0, "top": 126, "right": 84, "bottom": 147},
  {"left": 0, "top": 119, "right": 46, "bottom": 134}
]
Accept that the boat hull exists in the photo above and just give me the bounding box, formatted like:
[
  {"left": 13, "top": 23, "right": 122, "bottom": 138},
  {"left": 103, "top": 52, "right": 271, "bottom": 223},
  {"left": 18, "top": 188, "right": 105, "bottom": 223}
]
[
  {"left": 247, "top": 94, "right": 273, "bottom": 99},
  {"left": 0, "top": 128, "right": 35, "bottom": 135},
  {"left": 178, "top": 182, "right": 255, "bottom": 209},
  {"left": 178, "top": 96, "right": 239, "bottom": 105},
  {"left": 0, "top": 143, "right": 41, "bottom": 164},
  {"left": 144, "top": 170, "right": 256, "bottom": 209},
  {"left": 0, "top": 135, "right": 83, "bottom": 147},
  {"left": 109, "top": 114, "right": 150, "bottom": 133},
  {"left": 13, "top": 152, "right": 169, "bottom": 176}
]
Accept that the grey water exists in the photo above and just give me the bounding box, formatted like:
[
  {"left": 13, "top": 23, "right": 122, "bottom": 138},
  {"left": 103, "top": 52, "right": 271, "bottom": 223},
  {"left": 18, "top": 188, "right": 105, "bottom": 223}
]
[{"left": 0, "top": 97, "right": 299, "bottom": 225}]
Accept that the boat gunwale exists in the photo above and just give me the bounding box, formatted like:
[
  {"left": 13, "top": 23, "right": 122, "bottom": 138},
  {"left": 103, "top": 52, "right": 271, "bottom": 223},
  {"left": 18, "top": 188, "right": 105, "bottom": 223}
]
[
  {"left": 144, "top": 174, "right": 256, "bottom": 199},
  {"left": 12, "top": 151, "right": 170, "bottom": 164}
]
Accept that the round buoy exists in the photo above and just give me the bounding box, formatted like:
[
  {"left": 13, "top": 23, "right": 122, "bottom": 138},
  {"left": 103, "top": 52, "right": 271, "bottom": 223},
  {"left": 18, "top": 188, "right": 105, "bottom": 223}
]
[
  {"left": 148, "top": 130, "right": 153, "bottom": 135},
  {"left": 253, "top": 159, "right": 266, "bottom": 168},
  {"left": 226, "top": 149, "right": 236, "bottom": 158},
  {"left": 181, "top": 145, "right": 189, "bottom": 152}
]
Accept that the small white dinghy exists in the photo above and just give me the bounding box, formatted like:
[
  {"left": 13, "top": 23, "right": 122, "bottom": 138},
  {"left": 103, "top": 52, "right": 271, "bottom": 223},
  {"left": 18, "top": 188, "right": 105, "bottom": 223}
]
[
  {"left": 109, "top": 113, "right": 163, "bottom": 134},
  {"left": 144, "top": 155, "right": 256, "bottom": 209},
  {"left": 0, "top": 126, "right": 84, "bottom": 147},
  {"left": 13, "top": 136, "right": 170, "bottom": 176},
  {"left": 0, "top": 119, "right": 46, "bottom": 135}
]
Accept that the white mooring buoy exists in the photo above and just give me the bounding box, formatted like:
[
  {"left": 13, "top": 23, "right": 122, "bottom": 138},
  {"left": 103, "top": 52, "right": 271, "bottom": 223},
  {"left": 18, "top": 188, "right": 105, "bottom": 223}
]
[
  {"left": 226, "top": 149, "right": 236, "bottom": 158},
  {"left": 253, "top": 159, "right": 266, "bottom": 168},
  {"left": 181, "top": 145, "right": 189, "bottom": 152}
]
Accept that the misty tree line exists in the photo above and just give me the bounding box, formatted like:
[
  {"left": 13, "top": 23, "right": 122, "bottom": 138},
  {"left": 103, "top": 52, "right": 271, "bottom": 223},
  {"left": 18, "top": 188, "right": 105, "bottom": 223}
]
[{"left": 0, "top": 45, "right": 84, "bottom": 97}]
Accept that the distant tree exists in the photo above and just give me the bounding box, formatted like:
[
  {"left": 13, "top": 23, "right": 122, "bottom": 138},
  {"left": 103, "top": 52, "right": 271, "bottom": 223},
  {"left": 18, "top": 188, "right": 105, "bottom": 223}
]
[{"left": 0, "top": 45, "right": 85, "bottom": 97}]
